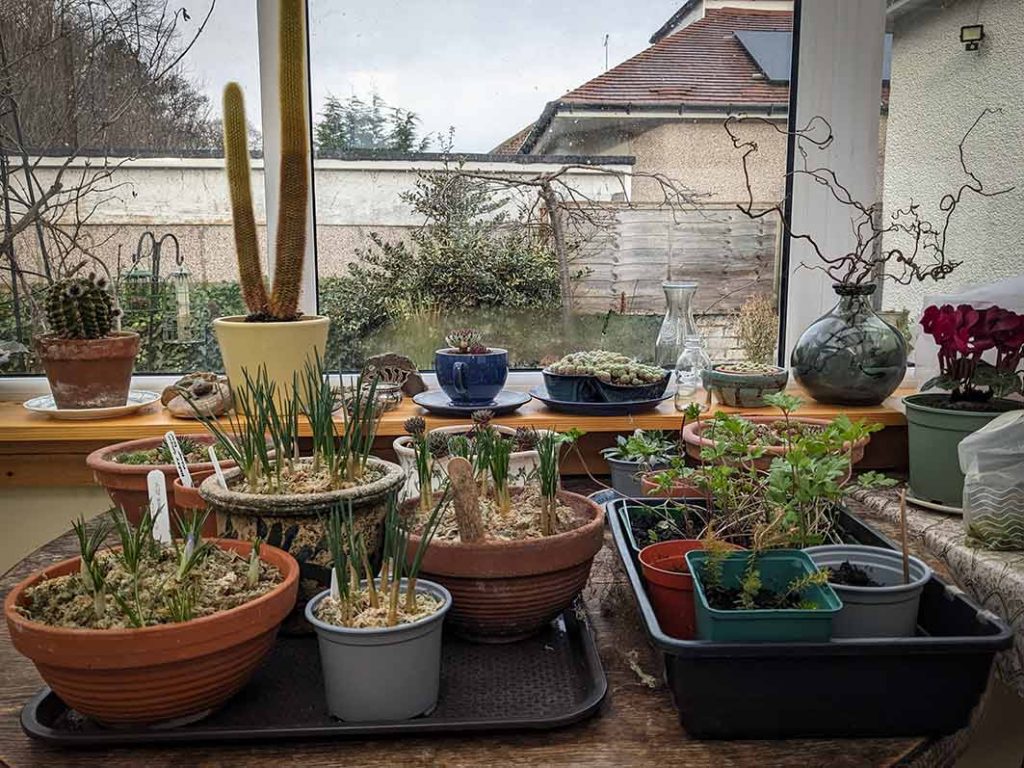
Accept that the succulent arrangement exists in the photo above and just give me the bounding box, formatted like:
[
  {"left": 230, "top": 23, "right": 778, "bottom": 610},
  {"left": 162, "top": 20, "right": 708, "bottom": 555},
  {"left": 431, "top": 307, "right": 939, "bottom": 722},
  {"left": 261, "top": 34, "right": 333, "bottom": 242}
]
[
  {"left": 19, "top": 510, "right": 277, "bottom": 629},
  {"left": 444, "top": 329, "right": 489, "bottom": 354},
  {"left": 43, "top": 274, "right": 121, "bottom": 340},
  {"left": 115, "top": 436, "right": 227, "bottom": 466},
  {"left": 547, "top": 350, "right": 664, "bottom": 386},
  {"left": 713, "top": 361, "right": 782, "bottom": 375}
]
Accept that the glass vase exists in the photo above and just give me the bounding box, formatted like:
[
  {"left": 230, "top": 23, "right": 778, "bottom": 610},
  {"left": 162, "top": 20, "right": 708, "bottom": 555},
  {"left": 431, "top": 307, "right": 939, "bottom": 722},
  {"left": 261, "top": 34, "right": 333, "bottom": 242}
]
[
  {"left": 674, "top": 336, "right": 711, "bottom": 412},
  {"left": 791, "top": 283, "right": 907, "bottom": 406},
  {"left": 655, "top": 282, "right": 699, "bottom": 368}
]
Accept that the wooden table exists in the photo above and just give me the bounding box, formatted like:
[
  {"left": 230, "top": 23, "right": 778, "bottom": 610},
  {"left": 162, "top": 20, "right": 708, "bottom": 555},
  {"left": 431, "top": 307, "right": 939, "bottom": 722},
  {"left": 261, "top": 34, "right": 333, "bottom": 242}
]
[
  {"left": 0, "top": 499, "right": 967, "bottom": 768},
  {"left": 0, "top": 385, "right": 912, "bottom": 487}
]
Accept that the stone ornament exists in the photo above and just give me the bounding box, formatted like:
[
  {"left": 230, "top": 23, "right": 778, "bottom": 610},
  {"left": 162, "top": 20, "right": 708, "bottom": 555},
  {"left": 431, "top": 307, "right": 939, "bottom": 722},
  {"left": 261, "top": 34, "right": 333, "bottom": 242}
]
[{"left": 162, "top": 372, "right": 233, "bottom": 418}]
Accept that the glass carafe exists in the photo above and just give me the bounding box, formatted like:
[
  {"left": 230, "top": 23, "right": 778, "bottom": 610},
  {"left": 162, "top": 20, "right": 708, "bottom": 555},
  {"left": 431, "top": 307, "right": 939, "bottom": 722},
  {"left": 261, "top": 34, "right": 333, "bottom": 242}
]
[
  {"left": 655, "top": 282, "right": 699, "bottom": 368},
  {"left": 674, "top": 336, "right": 711, "bottom": 412}
]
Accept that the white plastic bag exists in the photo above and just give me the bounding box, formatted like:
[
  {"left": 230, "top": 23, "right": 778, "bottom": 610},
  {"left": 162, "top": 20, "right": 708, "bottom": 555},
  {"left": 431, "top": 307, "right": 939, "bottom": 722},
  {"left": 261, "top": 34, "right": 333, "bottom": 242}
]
[{"left": 960, "top": 410, "right": 1024, "bottom": 549}]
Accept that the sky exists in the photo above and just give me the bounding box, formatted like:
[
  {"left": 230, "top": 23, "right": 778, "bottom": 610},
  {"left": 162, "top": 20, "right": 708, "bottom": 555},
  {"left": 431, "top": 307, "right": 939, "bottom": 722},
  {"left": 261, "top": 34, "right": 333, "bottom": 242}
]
[{"left": 179, "top": 0, "right": 682, "bottom": 151}]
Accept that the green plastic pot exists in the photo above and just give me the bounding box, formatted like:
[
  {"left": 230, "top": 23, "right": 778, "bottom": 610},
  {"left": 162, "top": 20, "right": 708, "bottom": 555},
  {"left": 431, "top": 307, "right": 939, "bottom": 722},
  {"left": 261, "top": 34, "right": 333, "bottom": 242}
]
[
  {"left": 685, "top": 549, "right": 841, "bottom": 643},
  {"left": 904, "top": 393, "right": 1015, "bottom": 508}
]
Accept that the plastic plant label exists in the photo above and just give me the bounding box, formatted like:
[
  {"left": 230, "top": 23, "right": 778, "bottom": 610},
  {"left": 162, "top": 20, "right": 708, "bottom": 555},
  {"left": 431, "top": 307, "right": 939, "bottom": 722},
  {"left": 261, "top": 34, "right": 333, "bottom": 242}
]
[
  {"left": 330, "top": 568, "right": 340, "bottom": 600},
  {"left": 164, "top": 431, "right": 193, "bottom": 488},
  {"left": 209, "top": 446, "right": 227, "bottom": 488},
  {"left": 147, "top": 469, "right": 172, "bottom": 544}
]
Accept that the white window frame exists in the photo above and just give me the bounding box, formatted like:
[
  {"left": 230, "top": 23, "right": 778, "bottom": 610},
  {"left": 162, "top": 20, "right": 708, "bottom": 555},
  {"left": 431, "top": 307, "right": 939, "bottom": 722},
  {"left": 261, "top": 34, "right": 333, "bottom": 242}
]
[{"left": 0, "top": 0, "right": 902, "bottom": 401}]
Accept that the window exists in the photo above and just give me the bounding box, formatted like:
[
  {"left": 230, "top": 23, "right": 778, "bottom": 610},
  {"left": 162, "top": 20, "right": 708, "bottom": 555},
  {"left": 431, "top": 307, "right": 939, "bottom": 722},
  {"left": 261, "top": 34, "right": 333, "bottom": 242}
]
[{"left": 0, "top": 0, "right": 262, "bottom": 375}]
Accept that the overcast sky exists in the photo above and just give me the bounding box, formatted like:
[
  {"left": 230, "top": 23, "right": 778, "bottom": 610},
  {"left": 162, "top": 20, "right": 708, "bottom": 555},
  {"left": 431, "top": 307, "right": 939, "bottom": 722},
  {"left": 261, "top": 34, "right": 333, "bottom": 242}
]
[{"left": 180, "top": 0, "right": 681, "bottom": 151}]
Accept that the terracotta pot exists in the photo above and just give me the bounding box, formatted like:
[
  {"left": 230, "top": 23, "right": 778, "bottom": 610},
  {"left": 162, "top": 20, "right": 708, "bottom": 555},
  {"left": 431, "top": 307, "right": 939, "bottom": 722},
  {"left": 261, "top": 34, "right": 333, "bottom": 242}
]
[
  {"left": 404, "top": 490, "right": 605, "bottom": 642},
  {"left": 4, "top": 539, "right": 298, "bottom": 726},
  {"left": 173, "top": 470, "right": 218, "bottom": 537},
  {"left": 681, "top": 415, "right": 869, "bottom": 471},
  {"left": 34, "top": 331, "right": 139, "bottom": 409},
  {"left": 200, "top": 456, "right": 406, "bottom": 630},
  {"left": 213, "top": 315, "right": 329, "bottom": 405},
  {"left": 87, "top": 435, "right": 231, "bottom": 531},
  {"left": 639, "top": 471, "right": 705, "bottom": 500}
]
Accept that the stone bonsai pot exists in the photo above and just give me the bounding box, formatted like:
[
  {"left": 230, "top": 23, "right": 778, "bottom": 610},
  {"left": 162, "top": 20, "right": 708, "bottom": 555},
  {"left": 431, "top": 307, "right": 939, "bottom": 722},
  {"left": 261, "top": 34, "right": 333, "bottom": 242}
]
[
  {"left": 87, "top": 435, "right": 228, "bottom": 533},
  {"left": 702, "top": 362, "right": 789, "bottom": 408},
  {"left": 4, "top": 538, "right": 298, "bottom": 726}
]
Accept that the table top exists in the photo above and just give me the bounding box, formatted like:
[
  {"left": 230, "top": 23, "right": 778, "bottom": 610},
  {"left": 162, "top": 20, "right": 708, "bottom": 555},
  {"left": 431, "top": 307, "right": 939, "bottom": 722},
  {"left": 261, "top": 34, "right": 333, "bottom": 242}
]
[
  {"left": 0, "top": 497, "right": 960, "bottom": 768},
  {"left": 0, "top": 384, "right": 912, "bottom": 444}
]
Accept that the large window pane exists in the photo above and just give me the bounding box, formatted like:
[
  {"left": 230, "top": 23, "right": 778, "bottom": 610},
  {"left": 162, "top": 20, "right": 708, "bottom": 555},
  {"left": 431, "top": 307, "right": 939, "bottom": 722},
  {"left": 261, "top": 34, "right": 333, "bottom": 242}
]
[
  {"left": 308, "top": 1, "right": 789, "bottom": 370},
  {"left": 0, "top": 0, "right": 262, "bottom": 374}
]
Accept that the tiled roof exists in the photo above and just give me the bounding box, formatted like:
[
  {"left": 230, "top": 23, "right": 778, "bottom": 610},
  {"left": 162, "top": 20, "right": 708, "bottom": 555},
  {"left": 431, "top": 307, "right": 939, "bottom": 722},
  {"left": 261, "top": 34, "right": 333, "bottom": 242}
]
[
  {"left": 560, "top": 8, "right": 793, "bottom": 108},
  {"left": 491, "top": 124, "right": 535, "bottom": 155}
]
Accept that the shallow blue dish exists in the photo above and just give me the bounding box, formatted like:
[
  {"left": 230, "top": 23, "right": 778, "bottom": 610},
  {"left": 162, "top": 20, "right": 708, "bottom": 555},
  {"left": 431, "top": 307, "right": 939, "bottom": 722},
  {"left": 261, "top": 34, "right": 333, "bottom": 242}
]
[
  {"left": 529, "top": 385, "right": 670, "bottom": 416},
  {"left": 413, "top": 389, "right": 531, "bottom": 417}
]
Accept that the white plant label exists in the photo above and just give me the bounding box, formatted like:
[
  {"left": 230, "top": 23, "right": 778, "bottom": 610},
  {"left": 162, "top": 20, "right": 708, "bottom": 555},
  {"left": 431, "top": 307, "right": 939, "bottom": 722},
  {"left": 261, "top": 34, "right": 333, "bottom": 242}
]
[
  {"left": 164, "top": 431, "right": 193, "bottom": 488},
  {"left": 209, "top": 446, "right": 227, "bottom": 488},
  {"left": 146, "top": 470, "right": 172, "bottom": 544},
  {"left": 330, "top": 568, "right": 340, "bottom": 600}
]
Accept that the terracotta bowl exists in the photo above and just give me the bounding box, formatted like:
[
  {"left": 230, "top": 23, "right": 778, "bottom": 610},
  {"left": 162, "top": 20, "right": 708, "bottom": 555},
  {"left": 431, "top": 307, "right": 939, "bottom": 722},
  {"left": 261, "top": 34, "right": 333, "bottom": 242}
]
[
  {"left": 173, "top": 470, "right": 219, "bottom": 537},
  {"left": 5, "top": 539, "right": 298, "bottom": 726},
  {"left": 639, "top": 471, "right": 705, "bottom": 500},
  {"left": 404, "top": 490, "right": 605, "bottom": 642},
  {"left": 681, "top": 416, "right": 869, "bottom": 471},
  {"left": 87, "top": 435, "right": 232, "bottom": 527}
]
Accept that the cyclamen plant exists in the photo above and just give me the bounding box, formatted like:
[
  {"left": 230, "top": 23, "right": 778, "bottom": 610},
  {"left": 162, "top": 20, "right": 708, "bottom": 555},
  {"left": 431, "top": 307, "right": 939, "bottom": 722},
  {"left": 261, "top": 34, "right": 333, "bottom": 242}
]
[{"left": 920, "top": 303, "right": 1024, "bottom": 401}]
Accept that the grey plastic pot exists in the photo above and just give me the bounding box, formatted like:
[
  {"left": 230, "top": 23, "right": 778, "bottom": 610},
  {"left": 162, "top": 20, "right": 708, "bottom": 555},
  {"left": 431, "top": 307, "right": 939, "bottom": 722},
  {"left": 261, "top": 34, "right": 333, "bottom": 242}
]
[
  {"left": 804, "top": 545, "right": 931, "bottom": 638},
  {"left": 602, "top": 452, "right": 670, "bottom": 498},
  {"left": 305, "top": 579, "right": 451, "bottom": 722}
]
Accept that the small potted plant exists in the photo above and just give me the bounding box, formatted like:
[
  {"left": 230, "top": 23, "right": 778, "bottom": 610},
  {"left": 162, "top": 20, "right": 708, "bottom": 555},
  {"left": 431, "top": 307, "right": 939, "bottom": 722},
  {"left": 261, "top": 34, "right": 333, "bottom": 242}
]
[
  {"left": 403, "top": 428, "right": 604, "bottom": 641},
  {"left": 305, "top": 493, "right": 451, "bottom": 721},
  {"left": 543, "top": 350, "right": 669, "bottom": 403},
  {"left": 602, "top": 429, "right": 677, "bottom": 497},
  {"left": 702, "top": 361, "right": 789, "bottom": 408},
  {"left": 87, "top": 434, "right": 230, "bottom": 533},
  {"left": 686, "top": 545, "right": 841, "bottom": 642},
  {"left": 905, "top": 303, "right": 1024, "bottom": 507},
  {"left": 435, "top": 329, "right": 508, "bottom": 406},
  {"left": 33, "top": 274, "right": 139, "bottom": 409},
  {"left": 4, "top": 509, "right": 298, "bottom": 725},
  {"left": 804, "top": 545, "right": 931, "bottom": 638},
  {"left": 393, "top": 411, "right": 546, "bottom": 500},
  {"left": 196, "top": 356, "right": 405, "bottom": 620}
]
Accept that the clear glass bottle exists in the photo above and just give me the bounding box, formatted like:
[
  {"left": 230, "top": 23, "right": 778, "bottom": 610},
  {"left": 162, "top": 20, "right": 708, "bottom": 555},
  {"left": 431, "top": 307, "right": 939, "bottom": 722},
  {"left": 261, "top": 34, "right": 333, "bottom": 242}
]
[
  {"left": 655, "top": 282, "right": 699, "bottom": 368},
  {"left": 674, "top": 336, "right": 710, "bottom": 412}
]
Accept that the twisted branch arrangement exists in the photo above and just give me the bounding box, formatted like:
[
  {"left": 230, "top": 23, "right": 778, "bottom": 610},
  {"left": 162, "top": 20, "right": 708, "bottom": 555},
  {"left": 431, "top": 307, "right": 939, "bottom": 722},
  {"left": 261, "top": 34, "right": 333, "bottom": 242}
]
[{"left": 724, "top": 109, "right": 1014, "bottom": 286}]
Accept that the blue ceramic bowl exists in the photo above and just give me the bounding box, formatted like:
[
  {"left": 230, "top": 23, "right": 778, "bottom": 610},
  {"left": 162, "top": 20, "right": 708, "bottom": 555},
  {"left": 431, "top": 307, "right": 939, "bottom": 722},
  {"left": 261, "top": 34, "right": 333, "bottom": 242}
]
[
  {"left": 595, "top": 371, "right": 671, "bottom": 403},
  {"left": 541, "top": 369, "right": 602, "bottom": 403},
  {"left": 435, "top": 348, "right": 509, "bottom": 406}
]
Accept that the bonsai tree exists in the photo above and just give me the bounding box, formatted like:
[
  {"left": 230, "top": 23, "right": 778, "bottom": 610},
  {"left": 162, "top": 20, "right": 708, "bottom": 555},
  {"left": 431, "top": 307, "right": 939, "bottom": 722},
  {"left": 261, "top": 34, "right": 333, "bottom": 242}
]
[
  {"left": 920, "top": 303, "right": 1024, "bottom": 403},
  {"left": 222, "top": 0, "right": 308, "bottom": 322}
]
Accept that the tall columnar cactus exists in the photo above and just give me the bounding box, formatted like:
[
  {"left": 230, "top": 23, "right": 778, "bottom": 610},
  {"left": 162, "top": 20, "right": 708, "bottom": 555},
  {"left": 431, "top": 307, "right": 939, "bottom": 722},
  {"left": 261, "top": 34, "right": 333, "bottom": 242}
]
[
  {"left": 222, "top": 0, "right": 309, "bottom": 322},
  {"left": 44, "top": 276, "right": 117, "bottom": 340}
]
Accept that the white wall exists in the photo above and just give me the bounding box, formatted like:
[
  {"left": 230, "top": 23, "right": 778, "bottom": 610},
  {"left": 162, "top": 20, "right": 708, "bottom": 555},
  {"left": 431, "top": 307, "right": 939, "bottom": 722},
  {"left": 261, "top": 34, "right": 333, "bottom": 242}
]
[{"left": 882, "top": 0, "right": 1024, "bottom": 320}]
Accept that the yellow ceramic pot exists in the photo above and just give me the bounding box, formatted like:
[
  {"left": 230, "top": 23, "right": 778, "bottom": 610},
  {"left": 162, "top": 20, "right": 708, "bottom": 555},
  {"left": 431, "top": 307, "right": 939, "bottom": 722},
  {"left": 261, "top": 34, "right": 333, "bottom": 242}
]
[{"left": 213, "top": 315, "right": 330, "bottom": 402}]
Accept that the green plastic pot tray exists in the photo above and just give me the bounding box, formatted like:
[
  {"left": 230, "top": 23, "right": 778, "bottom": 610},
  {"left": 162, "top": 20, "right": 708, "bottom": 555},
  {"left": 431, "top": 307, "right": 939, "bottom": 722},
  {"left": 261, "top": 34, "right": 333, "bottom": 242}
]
[{"left": 686, "top": 550, "right": 842, "bottom": 643}]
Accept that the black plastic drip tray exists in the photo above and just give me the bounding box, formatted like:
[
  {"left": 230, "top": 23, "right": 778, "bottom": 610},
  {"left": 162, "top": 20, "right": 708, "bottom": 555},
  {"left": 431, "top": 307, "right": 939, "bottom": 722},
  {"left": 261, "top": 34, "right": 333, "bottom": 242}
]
[{"left": 22, "top": 608, "right": 607, "bottom": 747}]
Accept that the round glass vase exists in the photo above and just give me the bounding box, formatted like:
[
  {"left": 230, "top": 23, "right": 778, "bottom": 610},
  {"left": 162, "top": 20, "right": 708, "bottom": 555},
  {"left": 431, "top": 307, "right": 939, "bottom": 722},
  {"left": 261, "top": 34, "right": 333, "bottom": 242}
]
[
  {"left": 674, "top": 337, "right": 710, "bottom": 412},
  {"left": 790, "top": 283, "right": 907, "bottom": 406},
  {"left": 655, "top": 282, "right": 699, "bottom": 368}
]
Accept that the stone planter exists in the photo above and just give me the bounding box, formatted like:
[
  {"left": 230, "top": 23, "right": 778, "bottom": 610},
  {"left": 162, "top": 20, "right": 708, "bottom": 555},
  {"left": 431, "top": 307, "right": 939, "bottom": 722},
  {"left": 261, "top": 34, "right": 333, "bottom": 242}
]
[
  {"left": 4, "top": 539, "right": 298, "bottom": 726},
  {"left": 702, "top": 363, "right": 789, "bottom": 408},
  {"left": 34, "top": 331, "right": 139, "bottom": 409},
  {"left": 403, "top": 490, "right": 604, "bottom": 642},
  {"left": 199, "top": 456, "right": 405, "bottom": 629},
  {"left": 393, "top": 425, "right": 549, "bottom": 499}
]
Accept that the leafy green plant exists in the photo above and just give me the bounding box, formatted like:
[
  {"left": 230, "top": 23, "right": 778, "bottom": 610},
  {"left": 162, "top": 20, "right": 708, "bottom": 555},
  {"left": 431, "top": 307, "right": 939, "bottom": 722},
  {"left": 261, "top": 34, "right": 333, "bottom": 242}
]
[
  {"left": 72, "top": 516, "right": 111, "bottom": 618},
  {"left": 404, "top": 416, "right": 433, "bottom": 514},
  {"left": 606, "top": 429, "right": 676, "bottom": 467},
  {"left": 536, "top": 429, "right": 583, "bottom": 536}
]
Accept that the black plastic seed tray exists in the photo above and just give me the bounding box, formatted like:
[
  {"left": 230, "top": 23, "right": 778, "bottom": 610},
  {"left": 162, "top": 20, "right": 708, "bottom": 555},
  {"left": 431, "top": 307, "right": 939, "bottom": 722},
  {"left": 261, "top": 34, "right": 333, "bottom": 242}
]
[
  {"left": 21, "top": 605, "right": 606, "bottom": 746},
  {"left": 607, "top": 496, "right": 1013, "bottom": 740}
]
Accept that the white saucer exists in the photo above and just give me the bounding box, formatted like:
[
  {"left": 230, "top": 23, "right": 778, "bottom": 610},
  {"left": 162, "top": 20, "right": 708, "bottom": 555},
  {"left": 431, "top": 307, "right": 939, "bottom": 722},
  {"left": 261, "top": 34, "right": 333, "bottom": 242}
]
[{"left": 23, "top": 390, "right": 161, "bottom": 420}]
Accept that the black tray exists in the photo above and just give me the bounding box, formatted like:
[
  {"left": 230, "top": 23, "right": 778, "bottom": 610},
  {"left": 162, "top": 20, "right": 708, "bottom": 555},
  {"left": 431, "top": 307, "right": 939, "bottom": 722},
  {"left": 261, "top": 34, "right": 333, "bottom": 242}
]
[
  {"left": 530, "top": 385, "right": 670, "bottom": 415},
  {"left": 22, "top": 606, "right": 606, "bottom": 746},
  {"left": 606, "top": 496, "right": 1014, "bottom": 740}
]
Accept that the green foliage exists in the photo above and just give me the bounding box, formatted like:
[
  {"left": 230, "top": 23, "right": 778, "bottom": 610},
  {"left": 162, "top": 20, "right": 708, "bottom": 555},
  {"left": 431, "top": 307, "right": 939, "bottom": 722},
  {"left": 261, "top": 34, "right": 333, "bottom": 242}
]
[
  {"left": 606, "top": 429, "right": 677, "bottom": 466},
  {"left": 44, "top": 276, "right": 117, "bottom": 339},
  {"left": 315, "top": 92, "right": 432, "bottom": 153}
]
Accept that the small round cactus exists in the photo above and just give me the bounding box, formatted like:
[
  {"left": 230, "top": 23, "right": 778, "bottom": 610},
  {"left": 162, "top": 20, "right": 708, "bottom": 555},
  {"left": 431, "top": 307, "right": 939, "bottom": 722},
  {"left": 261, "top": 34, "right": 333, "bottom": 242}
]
[
  {"left": 547, "top": 350, "right": 664, "bottom": 386},
  {"left": 44, "top": 275, "right": 118, "bottom": 340}
]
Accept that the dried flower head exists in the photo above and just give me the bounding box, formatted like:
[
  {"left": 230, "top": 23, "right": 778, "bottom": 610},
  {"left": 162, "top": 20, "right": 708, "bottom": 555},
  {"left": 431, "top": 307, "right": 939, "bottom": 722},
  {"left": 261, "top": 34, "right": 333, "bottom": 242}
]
[{"left": 404, "top": 415, "right": 426, "bottom": 437}]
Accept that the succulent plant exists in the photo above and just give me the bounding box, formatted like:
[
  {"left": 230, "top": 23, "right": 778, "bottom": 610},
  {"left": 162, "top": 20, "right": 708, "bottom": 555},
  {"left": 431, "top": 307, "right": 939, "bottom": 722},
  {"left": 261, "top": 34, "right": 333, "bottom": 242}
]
[
  {"left": 547, "top": 350, "right": 665, "bottom": 386},
  {"left": 513, "top": 426, "right": 539, "bottom": 452},
  {"left": 715, "top": 361, "right": 782, "bottom": 375},
  {"left": 44, "top": 275, "right": 119, "bottom": 340},
  {"left": 444, "top": 329, "right": 487, "bottom": 354},
  {"left": 404, "top": 415, "right": 427, "bottom": 438},
  {"left": 426, "top": 430, "right": 451, "bottom": 458}
]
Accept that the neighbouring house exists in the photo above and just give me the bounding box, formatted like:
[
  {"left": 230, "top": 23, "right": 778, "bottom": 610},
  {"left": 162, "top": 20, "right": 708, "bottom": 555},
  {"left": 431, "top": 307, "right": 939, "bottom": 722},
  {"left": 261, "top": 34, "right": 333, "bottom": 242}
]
[{"left": 881, "top": 0, "right": 1024, "bottom": 321}]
